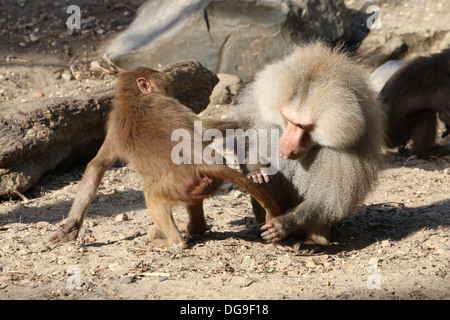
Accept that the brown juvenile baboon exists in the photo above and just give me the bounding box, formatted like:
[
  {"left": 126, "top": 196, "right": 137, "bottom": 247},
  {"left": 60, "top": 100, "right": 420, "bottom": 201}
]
[
  {"left": 236, "top": 42, "right": 385, "bottom": 246},
  {"left": 380, "top": 49, "right": 450, "bottom": 158},
  {"left": 50, "top": 67, "right": 279, "bottom": 250}
]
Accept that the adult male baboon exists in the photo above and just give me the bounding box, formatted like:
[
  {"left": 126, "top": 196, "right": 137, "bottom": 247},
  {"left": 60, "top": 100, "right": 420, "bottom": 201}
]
[{"left": 236, "top": 42, "right": 385, "bottom": 246}]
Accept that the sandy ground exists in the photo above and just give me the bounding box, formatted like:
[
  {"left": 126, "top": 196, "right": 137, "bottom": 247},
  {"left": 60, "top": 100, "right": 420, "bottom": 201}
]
[
  {"left": 0, "top": 106, "right": 448, "bottom": 300},
  {"left": 0, "top": 0, "right": 449, "bottom": 301}
]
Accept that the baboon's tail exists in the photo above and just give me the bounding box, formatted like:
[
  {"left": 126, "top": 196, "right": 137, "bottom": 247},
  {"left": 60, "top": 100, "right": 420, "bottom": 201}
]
[{"left": 200, "top": 164, "right": 280, "bottom": 221}]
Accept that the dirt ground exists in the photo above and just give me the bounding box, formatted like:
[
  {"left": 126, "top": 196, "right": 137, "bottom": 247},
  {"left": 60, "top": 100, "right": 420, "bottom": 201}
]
[{"left": 0, "top": 0, "right": 449, "bottom": 300}]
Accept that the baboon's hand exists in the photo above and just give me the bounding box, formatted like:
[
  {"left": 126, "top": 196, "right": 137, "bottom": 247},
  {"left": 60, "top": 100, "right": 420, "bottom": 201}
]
[{"left": 246, "top": 167, "right": 271, "bottom": 184}]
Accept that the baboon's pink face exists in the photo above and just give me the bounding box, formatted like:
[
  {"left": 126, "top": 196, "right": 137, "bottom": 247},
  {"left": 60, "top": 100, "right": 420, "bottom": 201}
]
[{"left": 279, "top": 108, "right": 314, "bottom": 160}]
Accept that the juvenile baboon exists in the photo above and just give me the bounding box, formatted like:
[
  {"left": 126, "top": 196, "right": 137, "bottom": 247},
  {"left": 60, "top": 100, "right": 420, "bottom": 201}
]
[
  {"left": 50, "top": 67, "right": 279, "bottom": 250},
  {"left": 380, "top": 49, "right": 450, "bottom": 158},
  {"left": 236, "top": 42, "right": 385, "bottom": 246}
]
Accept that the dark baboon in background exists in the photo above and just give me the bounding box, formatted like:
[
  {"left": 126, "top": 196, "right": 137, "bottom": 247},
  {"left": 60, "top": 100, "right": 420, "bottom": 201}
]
[{"left": 380, "top": 49, "right": 450, "bottom": 158}]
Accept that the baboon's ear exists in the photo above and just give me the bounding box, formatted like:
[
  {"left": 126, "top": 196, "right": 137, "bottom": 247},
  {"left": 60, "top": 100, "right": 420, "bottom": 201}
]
[{"left": 136, "top": 78, "right": 155, "bottom": 94}]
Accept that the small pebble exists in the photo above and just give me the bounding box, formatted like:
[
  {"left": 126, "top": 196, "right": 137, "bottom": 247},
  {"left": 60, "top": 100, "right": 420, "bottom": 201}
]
[
  {"left": 108, "top": 263, "right": 124, "bottom": 272},
  {"left": 115, "top": 213, "right": 129, "bottom": 222},
  {"left": 233, "top": 190, "right": 243, "bottom": 199},
  {"left": 120, "top": 276, "right": 135, "bottom": 284},
  {"left": 61, "top": 70, "right": 73, "bottom": 81}
]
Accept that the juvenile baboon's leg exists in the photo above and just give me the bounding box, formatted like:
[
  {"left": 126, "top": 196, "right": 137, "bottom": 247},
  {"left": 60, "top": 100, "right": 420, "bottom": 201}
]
[
  {"left": 186, "top": 202, "right": 208, "bottom": 234},
  {"left": 51, "top": 142, "right": 117, "bottom": 243},
  {"left": 144, "top": 186, "right": 186, "bottom": 249}
]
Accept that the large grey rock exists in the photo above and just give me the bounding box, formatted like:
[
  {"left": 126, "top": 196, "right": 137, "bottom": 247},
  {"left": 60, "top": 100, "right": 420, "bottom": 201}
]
[
  {"left": 368, "top": 60, "right": 405, "bottom": 92},
  {"left": 106, "top": 0, "right": 352, "bottom": 81}
]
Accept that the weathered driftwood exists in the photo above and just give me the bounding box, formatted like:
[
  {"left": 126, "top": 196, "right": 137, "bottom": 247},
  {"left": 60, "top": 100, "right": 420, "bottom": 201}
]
[
  {"left": 161, "top": 59, "right": 219, "bottom": 113},
  {"left": 0, "top": 59, "right": 218, "bottom": 198}
]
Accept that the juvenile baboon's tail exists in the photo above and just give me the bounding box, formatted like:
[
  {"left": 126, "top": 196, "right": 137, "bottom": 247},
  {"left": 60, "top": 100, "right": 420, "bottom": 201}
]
[{"left": 200, "top": 164, "right": 280, "bottom": 222}]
